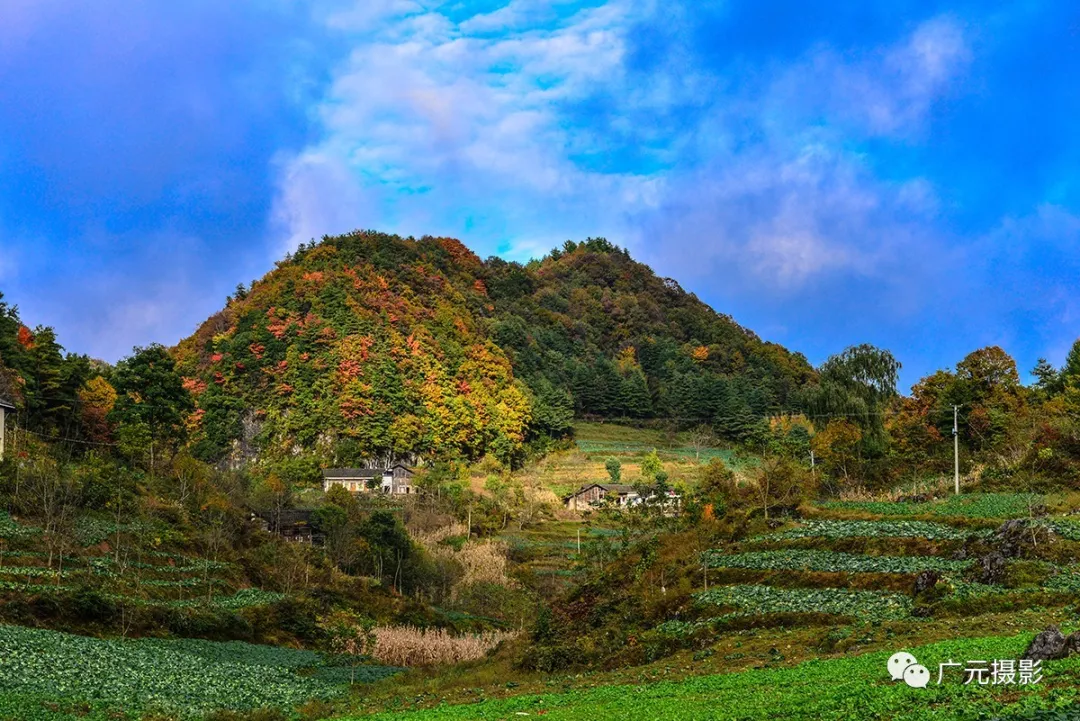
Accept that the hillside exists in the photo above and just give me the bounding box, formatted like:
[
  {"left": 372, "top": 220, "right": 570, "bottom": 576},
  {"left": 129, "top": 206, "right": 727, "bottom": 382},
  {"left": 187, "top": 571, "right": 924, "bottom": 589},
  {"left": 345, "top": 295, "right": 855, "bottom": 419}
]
[{"left": 174, "top": 232, "right": 815, "bottom": 467}]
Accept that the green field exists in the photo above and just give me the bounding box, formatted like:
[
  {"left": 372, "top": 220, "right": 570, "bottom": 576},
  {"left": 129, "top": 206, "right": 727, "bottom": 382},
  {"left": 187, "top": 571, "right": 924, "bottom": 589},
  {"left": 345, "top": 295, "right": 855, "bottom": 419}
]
[
  {"left": 0, "top": 624, "right": 400, "bottom": 720},
  {"left": 572, "top": 422, "right": 753, "bottom": 466},
  {"left": 756, "top": 519, "right": 979, "bottom": 541},
  {"left": 819, "top": 494, "right": 1043, "bottom": 519},
  {"left": 703, "top": 549, "right": 971, "bottom": 574},
  {"left": 356, "top": 633, "right": 1080, "bottom": 720}
]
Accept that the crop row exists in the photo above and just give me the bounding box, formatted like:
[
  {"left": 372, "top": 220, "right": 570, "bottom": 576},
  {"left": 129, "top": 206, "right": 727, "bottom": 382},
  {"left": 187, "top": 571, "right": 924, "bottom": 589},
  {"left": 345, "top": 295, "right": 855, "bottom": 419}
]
[
  {"left": 0, "top": 512, "right": 40, "bottom": 541},
  {"left": 0, "top": 581, "right": 283, "bottom": 611},
  {"left": 818, "top": 493, "right": 1042, "bottom": 519},
  {"left": 166, "top": 588, "right": 287, "bottom": 610},
  {"left": 702, "top": 549, "right": 970, "bottom": 574},
  {"left": 756, "top": 519, "right": 976, "bottom": 541},
  {"left": 693, "top": 584, "right": 912, "bottom": 621},
  {"left": 1040, "top": 519, "right": 1080, "bottom": 541}
]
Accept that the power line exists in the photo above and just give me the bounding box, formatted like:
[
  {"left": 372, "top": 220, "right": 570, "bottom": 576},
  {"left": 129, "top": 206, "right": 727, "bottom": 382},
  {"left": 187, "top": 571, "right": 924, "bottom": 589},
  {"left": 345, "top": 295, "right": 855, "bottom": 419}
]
[{"left": 15, "top": 426, "right": 120, "bottom": 448}]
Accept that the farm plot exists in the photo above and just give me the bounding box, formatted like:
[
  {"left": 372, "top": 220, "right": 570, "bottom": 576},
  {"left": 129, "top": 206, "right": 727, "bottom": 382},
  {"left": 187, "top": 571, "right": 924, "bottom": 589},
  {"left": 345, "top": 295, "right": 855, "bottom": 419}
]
[
  {"left": 693, "top": 584, "right": 912, "bottom": 621},
  {"left": 702, "top": 549, "right": 971, "bottom": 575},
  {"left": 819, "top": 493, "right": 1042, "bottom": 519},
  {"left": 0, "top": 624, "right": 398, "bottom": 720},
  {"left": 0, "top": 547, "right": 283, "bottom": 612},
  {"left": 756, "top": 519, "right": 978, "bottom": 542}
]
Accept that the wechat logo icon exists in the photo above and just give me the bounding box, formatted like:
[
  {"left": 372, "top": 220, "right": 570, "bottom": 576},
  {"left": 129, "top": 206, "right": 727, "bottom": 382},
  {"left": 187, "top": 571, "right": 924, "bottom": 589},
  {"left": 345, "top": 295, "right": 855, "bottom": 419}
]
[{"left": 888, "top": 652, "right": 930, "bottom": 688}]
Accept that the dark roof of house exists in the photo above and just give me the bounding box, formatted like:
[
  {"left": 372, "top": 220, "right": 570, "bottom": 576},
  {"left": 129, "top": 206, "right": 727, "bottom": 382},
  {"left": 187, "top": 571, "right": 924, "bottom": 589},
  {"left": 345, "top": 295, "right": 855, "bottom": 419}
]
[
  {"left": 563, "top": 483, "right": 638, "bottom": 501},
  {"left": 598, "top": 483, "right": 637, "bottom": 494},
  {"left": 323, "top": 465, "right": 415, "bottom": 479},
  {"left": 323, "top": 468, "right": 384, "bottom": 479},
  {"left": 0, "top": 398, "right": 14, "bottom": 410}
]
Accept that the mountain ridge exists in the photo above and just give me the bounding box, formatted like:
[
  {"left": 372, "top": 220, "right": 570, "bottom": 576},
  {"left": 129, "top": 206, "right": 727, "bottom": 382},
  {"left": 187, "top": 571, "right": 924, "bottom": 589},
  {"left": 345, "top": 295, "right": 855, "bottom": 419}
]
[{"left": 172, "top": 231, "right": 815, "bottom": 466}]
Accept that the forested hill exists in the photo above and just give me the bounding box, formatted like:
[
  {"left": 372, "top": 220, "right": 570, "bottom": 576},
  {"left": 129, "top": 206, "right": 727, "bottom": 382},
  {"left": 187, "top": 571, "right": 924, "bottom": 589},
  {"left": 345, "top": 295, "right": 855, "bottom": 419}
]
[
  {"left": 170, "top": 231, "right": 814, "bottom": 466},
  {"left": 486, "top": 238, "right": 815, "bottom": 423}
]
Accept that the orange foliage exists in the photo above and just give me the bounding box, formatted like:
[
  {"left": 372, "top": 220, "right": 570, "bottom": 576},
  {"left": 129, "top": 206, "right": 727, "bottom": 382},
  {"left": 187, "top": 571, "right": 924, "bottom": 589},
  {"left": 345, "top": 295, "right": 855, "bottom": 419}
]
[
  {"left": 691, "top": 345, "right": 709, "bottom": 362},
  {"left": 338, "top": 359, "right": 363, "bottom": 381},
  {"left": 16, "top": 325, "right": 33, "bottom": 349},
  {"left": 436, "top": 237, "right": 482, "bottom": 268},
  {"left": 182, "top": 377, "right": 208, "bottom": 396}
]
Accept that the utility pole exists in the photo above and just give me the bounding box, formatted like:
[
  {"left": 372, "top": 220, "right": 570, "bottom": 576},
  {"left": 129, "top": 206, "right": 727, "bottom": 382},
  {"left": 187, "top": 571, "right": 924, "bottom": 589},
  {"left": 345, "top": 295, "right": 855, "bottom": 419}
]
[{"left": 953, "top": 405, "right": 960, "bottom": 495}]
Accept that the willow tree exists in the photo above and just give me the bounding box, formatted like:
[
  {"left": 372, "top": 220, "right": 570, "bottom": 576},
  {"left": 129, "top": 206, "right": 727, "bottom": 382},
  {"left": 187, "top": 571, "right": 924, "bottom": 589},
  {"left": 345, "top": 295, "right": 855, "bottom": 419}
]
[{"left": 801, "top": 344, "right": 901, "bottom": 457}]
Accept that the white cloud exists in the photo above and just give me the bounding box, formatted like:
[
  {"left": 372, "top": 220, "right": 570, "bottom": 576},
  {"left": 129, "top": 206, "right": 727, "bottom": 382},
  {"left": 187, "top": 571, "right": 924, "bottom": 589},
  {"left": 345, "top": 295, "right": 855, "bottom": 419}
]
[
  {"left": 272, "top": 150, "right": 371, "bottom": 251},
  {"left": 272, "top": 0, "right": 646, "bottom": 255},
  {"left": 795, "top": 16, "right": 972, "bottom": 137},
  {"left": 633, "top": 144, "right": 937, "bottom": 297},
  {"left": 271, "top": 3, "right": 970, "bottom": 299}
]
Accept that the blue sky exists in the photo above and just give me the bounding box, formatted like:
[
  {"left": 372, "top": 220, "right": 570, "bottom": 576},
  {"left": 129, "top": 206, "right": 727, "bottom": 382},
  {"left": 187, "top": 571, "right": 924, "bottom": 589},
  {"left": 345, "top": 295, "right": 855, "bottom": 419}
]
[{"left": 1, "top": 0, "right": 1079, "bottom": 391}]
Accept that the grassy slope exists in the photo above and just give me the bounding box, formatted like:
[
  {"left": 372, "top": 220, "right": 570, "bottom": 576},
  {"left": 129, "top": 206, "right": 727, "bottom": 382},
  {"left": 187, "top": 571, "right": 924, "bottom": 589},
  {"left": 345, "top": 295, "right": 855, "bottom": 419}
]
[
  {"left": 356, "top": 633, "right": 1080, "bottom": 720},
  {"left": 520, "top": 422, "right": 747, "bottom": 500}
]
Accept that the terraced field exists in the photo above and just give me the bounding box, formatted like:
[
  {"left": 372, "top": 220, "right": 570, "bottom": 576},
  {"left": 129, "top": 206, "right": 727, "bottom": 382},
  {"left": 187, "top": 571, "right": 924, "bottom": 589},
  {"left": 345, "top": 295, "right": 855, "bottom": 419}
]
[
  {"left": 703, "top": 549, "right": 971, "bottom": 574},
  {"left": 819, "top": 493, "right": 1043, "bottom": 519},
  {"left": 501, "top": 522, "right": 621, "bottom": 597},
  {"left": 673, "top": 493, "right": 1080, "bottom": 639},
  {"left": 0, "top": 513, "right": 282, "bottom": 611},
  {"left": 358, "top": 492, "right": 1080, "bottom": 720}
]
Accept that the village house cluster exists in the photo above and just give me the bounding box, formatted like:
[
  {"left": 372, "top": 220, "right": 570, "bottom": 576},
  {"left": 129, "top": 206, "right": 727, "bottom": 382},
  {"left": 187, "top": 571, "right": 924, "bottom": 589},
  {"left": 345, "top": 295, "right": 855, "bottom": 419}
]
[
  {"left": 249, "top": 463, "right": 416, "bottom": 543},
  {"left": 562, "top": 482, "right": 681, "bottom": 512}
]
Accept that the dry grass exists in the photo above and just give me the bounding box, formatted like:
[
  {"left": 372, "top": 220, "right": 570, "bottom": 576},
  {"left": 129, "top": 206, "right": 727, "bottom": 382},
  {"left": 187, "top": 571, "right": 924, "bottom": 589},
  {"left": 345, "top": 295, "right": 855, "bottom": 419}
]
[
  {"left": 370, "top": 625, "right": 519, "bottom": 666},
  {"left": 834, "top": 472, "right": 977, "bottom": 502},
  {"left": 411, "top": 524, "right": 517, "bottom": 594},
  {"left": 411, "top": 522, "right": 469, "bottom": 548},
  {"left": 454, "top": 540, "right": 513, "bottom": 588}
]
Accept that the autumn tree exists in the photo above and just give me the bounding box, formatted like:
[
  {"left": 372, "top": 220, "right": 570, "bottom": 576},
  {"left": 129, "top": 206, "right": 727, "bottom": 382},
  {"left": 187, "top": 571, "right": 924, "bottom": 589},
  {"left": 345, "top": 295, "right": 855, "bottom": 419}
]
[
  {"left": 317, "top": 611, "right": 377, "bottom": 684},
  {"left": 688, "top": 424, "right": 717, "bottom": 462},
  {"left": 810, "top": 419, "right": 863, "bottom": 484},
  {"left": 752, "top": 457, "right": 814, "bottom": 520},
  {"left": 78, "top": 376, "right": 117, "bottom": 444}
]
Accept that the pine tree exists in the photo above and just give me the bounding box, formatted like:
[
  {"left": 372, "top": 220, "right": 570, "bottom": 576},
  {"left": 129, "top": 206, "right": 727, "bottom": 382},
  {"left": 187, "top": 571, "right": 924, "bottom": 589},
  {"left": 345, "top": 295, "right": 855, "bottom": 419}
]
[
  {"left": 25, "top": 326, "right": 66, "bottom": 432},
  {"left": 619, "top": 368, "right": 653, "bottom": 418},
  {"left": 571, "top": 365, "right": 600, "bottom": 415},
  {"left": 593, "top": 360, "right": 623, "bottom": 416}
]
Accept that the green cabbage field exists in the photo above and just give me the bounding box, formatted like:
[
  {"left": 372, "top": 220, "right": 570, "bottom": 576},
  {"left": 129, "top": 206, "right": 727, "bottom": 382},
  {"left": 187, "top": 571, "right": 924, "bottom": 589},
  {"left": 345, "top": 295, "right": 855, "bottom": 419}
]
[{"left": 0, "top": 624, "right": 399, "bottom": 720}]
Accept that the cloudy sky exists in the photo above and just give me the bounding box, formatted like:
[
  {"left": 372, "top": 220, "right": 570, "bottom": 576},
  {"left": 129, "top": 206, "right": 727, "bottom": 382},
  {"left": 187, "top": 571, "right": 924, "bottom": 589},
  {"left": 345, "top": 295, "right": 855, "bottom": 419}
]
[{"left": 1, "top": 0, "right": 1078, "bottom": 390}]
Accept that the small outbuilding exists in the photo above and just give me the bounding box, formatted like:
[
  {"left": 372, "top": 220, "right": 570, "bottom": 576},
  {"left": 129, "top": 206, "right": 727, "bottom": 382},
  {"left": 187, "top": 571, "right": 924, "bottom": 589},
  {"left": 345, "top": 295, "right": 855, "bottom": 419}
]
[
  {"left": 249, "top": 509, "right": 320, "bottom": 544},
  {"left": 563, "top": 483, "right": 640, "bottom": 511}
]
